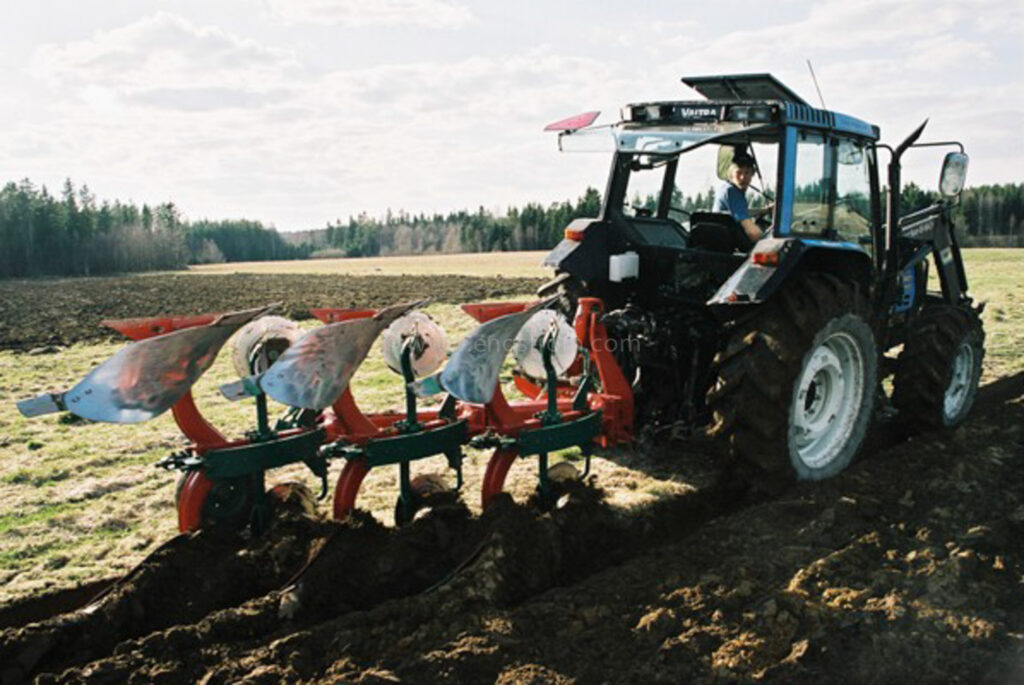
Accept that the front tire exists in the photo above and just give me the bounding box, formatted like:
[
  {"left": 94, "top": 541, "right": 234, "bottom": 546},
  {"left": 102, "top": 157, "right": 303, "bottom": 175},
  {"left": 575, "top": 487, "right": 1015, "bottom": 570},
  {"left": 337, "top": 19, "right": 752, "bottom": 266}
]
[
  {"left": 708, "top": 274, "right": 877, "bottom": 485},
  {"left": 892, "top": 305, "right": 984, "bottom": 432}
]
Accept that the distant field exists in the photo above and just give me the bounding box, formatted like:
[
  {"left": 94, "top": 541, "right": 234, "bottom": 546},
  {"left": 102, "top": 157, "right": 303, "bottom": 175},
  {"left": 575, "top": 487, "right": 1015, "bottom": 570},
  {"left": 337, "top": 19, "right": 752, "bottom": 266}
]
[{"left": 188, "top": 251, "right": 552, "bottom": 279}]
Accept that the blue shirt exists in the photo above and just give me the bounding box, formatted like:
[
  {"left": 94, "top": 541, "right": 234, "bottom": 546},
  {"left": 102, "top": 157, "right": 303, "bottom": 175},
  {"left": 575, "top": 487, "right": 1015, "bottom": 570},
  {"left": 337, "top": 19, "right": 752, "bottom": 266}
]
[{"left": 713, "top": 182, "right": 750, "bottom": 221}]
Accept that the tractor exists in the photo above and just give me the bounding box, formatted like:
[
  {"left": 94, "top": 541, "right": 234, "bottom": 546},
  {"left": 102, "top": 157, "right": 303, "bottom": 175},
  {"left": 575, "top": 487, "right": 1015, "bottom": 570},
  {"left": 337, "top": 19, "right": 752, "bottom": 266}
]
[{"left": 539, "top": 73, "right": 984, "bottom": 488}]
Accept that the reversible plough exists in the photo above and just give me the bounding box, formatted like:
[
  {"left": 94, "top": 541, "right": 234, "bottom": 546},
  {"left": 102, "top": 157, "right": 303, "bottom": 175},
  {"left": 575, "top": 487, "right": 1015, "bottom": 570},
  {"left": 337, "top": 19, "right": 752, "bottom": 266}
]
[{"left": 17, "top": 298, "right": 633, "bottom": 533}]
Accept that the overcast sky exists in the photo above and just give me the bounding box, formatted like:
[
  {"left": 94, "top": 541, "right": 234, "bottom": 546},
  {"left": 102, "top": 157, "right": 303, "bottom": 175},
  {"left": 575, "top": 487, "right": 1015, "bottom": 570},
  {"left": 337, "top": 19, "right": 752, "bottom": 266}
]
[{"left": 2, "top": 0, "right": 1021, "bottom": 231}]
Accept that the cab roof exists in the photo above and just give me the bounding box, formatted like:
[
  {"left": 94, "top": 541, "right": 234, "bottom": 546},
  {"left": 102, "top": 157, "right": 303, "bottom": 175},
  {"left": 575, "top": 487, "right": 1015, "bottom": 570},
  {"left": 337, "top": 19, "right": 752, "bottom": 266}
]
[
  {"left": 681, "top": 74, "right": 808, "bottom": 105},
  {"left": 622, "top": 73, "right": 880, "bottom": 142}
]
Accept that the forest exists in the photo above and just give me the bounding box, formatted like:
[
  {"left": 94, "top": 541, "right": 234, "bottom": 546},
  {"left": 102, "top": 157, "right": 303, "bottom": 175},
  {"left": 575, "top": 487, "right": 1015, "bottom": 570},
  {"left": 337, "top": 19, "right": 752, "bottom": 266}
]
[
  {"left": 0, "top": 179, "right": 309, "bottom": 279},
  {"left": 0, "top": 177, "right": 1020, "bottom": 279}
]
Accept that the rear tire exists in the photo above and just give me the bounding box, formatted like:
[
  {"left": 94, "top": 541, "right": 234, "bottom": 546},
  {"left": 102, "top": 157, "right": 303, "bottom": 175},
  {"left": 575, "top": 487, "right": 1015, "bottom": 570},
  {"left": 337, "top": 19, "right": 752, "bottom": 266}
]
[
  {"left": 892, "top": 305, "right": 984, "bottom": 432},
  {"left": 708, "top": 273, "right": 877, "bottom": 485}
]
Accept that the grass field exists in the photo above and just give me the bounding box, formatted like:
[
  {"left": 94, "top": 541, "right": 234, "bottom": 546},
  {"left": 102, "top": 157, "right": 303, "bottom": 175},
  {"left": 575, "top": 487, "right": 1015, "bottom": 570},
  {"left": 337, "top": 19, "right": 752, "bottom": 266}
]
[
  {"left": 187, "top": 251, "right": 553, "bottom": 279},
  {"left": 0, "top": 248, "right": 1020, "bottom": 603}
]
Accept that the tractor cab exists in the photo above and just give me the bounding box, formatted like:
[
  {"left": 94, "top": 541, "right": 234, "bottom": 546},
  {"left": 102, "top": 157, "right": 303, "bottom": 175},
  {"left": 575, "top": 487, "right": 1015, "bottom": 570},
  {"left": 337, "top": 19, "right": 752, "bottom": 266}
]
[{"left": 544, "top": 74, "right": 882, "bottom": 309}]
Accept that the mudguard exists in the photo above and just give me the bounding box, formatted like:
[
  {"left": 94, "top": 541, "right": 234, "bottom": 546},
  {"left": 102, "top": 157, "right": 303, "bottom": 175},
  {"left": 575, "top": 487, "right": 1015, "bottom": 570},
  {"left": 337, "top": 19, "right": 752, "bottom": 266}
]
[
  {"left": 708, "top": 237, "right": 872, "bottom": 306},
  {"left": 542, "top": 219, "right": 623, "bottom": 284}
]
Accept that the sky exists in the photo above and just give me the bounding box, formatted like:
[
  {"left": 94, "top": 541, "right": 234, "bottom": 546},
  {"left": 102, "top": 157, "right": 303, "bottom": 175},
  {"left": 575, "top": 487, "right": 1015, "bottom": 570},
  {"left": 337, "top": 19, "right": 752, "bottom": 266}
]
[{"left": 1, "top": 0, "right": 1022, "bottom": 231}]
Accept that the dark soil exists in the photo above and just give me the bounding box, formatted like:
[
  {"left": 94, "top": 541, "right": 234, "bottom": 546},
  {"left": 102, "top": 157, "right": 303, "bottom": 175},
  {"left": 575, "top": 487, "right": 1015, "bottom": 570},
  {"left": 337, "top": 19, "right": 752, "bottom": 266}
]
[
  {"left": 0, "top": 273, "right": 544, "bottom": 350},
  {"left": 1, "top": 374, "right": 1020, "bottom": 683},
  {"left": 0, "top": 500, "right": 331, "bottom": 683}
]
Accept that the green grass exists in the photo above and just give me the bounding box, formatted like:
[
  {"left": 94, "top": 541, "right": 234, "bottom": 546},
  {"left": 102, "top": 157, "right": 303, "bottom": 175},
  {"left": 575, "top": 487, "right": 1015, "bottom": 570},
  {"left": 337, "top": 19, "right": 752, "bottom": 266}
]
[
  {"left": 957, "top": 249, "right": 1024, "bottom": 380},
  {"left": 0, "top": 502, "right": 83, "bottom": 535},
  {"left": 0, "top": 247, "right": 1019, "bottom": 603}
]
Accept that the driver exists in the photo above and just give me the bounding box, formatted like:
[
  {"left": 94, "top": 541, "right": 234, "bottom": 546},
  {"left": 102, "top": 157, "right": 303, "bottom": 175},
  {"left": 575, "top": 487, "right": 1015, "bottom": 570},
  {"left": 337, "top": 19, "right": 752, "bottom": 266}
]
[{"left": 713, "top": 148, "right": 770, "bottom": 243}]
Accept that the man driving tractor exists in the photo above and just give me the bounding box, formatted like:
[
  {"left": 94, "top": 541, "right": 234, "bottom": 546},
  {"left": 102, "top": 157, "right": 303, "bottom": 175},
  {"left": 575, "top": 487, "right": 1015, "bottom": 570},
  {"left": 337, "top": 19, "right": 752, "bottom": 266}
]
[{"left": 712, "top": 147, "right": 771, "bottom": 244}]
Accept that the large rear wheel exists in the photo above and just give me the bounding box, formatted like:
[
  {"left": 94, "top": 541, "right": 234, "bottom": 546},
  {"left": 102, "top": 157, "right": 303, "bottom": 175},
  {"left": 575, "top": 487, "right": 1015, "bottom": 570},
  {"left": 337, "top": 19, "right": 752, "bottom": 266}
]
[
  {"left": 892, "top": 305, "right": 984, "bottom": 432},
  {"left": 708, "top": 273, "right": 878, "bottom": 486}
]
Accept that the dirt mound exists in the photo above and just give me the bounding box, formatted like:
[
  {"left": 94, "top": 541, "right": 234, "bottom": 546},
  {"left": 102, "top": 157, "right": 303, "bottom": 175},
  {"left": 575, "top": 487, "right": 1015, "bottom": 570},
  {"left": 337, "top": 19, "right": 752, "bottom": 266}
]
[
  {"left": 0, "top": 273, "right": 544, "bottom": 350},
  {"left": 1, "top": 376, "right": 1021, "bottom": 683},
  {"left": 0, "top": 500, "right": 331, "bottom": 682}
]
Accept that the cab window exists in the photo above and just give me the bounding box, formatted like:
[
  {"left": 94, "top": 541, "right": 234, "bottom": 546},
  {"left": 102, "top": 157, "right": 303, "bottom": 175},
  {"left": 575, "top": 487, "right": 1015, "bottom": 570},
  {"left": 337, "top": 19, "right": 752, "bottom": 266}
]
[
  {"left": 791, "top": 132, "right": 831, "bottom": 234},
  {"left": 834, "top": 139, "right": 873, "bottom": 250},
  {"left": 623, "top": 155, "right": 670, "bottom": 218}
]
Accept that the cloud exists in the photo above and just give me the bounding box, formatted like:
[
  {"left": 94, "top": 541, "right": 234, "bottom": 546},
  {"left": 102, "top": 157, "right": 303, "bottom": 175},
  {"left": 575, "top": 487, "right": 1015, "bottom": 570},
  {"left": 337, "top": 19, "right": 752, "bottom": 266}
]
[
  {"left": 904, "top": 36, "right": 994, "bottom": 72},
  {"left": 660, "top": 0, "right": 1007, "bottom": 74},
  {"left": 31, "top": 12, "right": 297, "bottom": 109},
  {"left": 264, "top": 0, "right": 473, "bottom": 28},
  {"left": 12, "top": 25, "right": 623, "bottom": 227},
  {"left": 252, "top": 48, "right": 623, "bottom": 216},
  {"left": 127, "top": 87, "right": 291, "bottom": 112}
]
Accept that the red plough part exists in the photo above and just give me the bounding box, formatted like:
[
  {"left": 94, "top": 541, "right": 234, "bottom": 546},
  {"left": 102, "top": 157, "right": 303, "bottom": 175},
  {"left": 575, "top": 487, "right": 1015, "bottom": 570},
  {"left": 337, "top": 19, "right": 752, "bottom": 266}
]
[
  {"left": 455, "top": 298, "right": 633, "bottom": 508},
  {"left": 15, "top": 297, "right": 635, "bottom": 533}
]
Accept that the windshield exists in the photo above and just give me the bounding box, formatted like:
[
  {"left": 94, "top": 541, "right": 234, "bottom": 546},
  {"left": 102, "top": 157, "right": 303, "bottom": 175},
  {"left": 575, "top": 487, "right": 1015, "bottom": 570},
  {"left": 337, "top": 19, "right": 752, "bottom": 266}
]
[{"left": 621, "top": 140, "right": 779, "bottom": 224}]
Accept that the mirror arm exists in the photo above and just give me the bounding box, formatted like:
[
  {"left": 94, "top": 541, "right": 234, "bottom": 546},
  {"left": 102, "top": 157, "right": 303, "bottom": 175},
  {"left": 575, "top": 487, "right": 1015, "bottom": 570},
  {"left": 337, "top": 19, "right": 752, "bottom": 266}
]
[{"left": 908, "top": 141, "right": 965, "bottom": 154}]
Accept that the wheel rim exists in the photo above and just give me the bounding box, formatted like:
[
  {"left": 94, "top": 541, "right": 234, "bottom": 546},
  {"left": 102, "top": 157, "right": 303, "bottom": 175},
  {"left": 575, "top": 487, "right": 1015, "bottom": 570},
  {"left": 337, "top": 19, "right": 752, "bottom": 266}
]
[
  {"left": 944, "top": 342, "right": 975, "bottom": 420},
  {"left": 791, "top": 331, "right": 865, "bottom": 470}
]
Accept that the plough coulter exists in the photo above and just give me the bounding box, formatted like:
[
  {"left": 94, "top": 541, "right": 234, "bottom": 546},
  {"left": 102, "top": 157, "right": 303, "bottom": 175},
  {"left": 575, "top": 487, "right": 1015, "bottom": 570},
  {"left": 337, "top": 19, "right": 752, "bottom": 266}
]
[{"left": 18, "top": 298, "right": 633, "bottom": 533}]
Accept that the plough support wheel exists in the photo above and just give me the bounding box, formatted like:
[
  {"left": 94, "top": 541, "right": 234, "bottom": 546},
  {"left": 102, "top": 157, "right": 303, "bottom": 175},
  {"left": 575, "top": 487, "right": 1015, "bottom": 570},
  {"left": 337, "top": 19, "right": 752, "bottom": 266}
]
[{"left": 176, "top": 470, "right": 257, "bottom": 533}]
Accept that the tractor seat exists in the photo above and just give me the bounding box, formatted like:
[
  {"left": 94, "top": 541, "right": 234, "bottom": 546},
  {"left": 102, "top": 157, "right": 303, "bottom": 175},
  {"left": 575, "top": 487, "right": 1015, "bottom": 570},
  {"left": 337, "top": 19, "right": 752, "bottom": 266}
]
[{"left": 687, "top": 212, "right": 754, "bottom": 254}]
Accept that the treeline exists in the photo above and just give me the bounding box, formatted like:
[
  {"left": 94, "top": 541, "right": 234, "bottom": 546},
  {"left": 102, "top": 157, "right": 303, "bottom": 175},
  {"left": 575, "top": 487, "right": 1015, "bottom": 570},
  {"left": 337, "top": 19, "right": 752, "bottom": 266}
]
[
  {"left": 0, "top": 178, "right": 603, "bottom": 278},
  {"left": 902, "top": 182, "right": 1024, "bottom": 246},
  {"left": 0, "top": 179, "right": 188, "bottom": 278},
  {"left": 320, "top": 188, "right": 602, "bottom": 257},
  {"left": 2, "top": 176, "right": 1021, "bottom": 279},
  {"left": 0, "top": 179, "right": 309, "bottom": 278},
  {"left": 186, "top": 219, "right": 311, "bottom": 264}
]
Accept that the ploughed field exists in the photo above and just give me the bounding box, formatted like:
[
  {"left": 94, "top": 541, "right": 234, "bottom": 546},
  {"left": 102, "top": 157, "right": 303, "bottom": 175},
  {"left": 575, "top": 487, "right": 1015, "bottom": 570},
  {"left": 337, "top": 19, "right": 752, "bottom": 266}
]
[
  {"left": 0, "top": 271, "right": 546, "bottom": 351},
  {"left": 0, "top": 249, "right": 1022, "bottom": 683}
]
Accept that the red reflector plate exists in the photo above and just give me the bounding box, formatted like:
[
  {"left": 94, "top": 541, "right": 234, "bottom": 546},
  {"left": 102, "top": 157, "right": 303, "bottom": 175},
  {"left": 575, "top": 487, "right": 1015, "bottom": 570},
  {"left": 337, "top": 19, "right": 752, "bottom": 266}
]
[{"left": 544, "top": 111, "right": 600, "bottom": 132}]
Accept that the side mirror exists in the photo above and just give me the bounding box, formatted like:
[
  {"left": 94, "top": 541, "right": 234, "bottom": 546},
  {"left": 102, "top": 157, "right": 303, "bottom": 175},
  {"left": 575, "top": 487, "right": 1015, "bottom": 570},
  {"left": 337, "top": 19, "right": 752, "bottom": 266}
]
[
  {"left": 716, "top": 146, "right": 733, "bottom": 181},
  {"left": 939, "top": 152, "right": 969, "bottom": 197}
]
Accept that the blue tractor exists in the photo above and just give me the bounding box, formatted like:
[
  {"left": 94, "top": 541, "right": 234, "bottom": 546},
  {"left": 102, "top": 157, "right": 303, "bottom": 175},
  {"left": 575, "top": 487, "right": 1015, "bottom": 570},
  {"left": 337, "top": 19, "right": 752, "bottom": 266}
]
[{"left": 540, "top": 74, "right": 984, "bottom": 488}]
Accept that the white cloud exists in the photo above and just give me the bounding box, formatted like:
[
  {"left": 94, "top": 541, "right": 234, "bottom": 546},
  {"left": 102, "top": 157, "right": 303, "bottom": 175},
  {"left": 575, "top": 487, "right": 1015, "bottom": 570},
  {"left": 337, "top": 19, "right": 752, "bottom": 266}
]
[
  {"left": 904, "top": 36, "right": 994, "bottom": 72},
  {"left": 660, "top": 0, "right": 1007, "bottom": 71},
  {"left": 31, "top": 12, "right": 298, "bottom": 109},
  {"left": 11, "top": 27, "right": 623, "bottom": 227},
  {"left": 264, "top": 0, "right": 473, "bottom": 28}
]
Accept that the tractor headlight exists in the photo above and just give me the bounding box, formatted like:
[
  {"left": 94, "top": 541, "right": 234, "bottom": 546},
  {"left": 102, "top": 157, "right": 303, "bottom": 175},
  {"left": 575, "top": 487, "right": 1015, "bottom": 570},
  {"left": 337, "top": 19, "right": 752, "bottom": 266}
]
[{"left": 726, "top": 105, "right": 775, "bottom": 123}]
